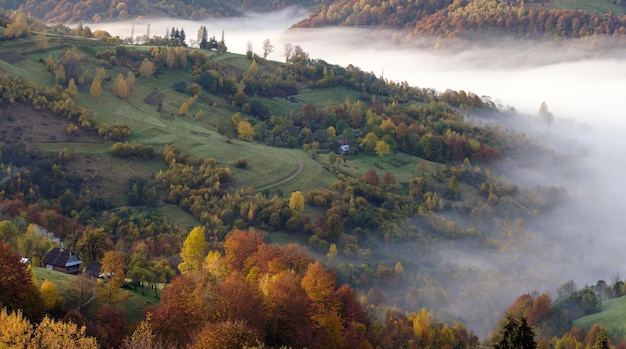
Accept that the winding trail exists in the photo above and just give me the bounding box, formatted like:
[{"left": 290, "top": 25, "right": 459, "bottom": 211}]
[{"left": 255, "top": 157, "right": 303, "bottom": 192}]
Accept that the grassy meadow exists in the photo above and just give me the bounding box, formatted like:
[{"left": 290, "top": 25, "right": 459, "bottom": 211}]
[
  {"left": 33, "top": 266, "right": 160, "bottom": 325},
  {"left": 0, "top": 32, "right": 431, "bottom": 200},
  {"left": 547, "top": 0, "right": 626, "bottom": 14},
  {"left": 574, "top": 296, "right": 626, "bottom": 338}
]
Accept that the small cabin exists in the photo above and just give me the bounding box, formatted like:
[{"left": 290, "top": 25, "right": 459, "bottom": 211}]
[
  {"left": 41, "top": 248, "right": 83, "bottom": 274},
  {"left": 83, "top": 261, "right": 103, "bottom": 279}
]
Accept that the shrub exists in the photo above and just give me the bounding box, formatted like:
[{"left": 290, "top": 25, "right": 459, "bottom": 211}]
[
  {"left": 172, "top": 80, "right": 187, "bottom": 93},
  {"left": 233, "top": 158, "right": 247, "bottom": 169}
]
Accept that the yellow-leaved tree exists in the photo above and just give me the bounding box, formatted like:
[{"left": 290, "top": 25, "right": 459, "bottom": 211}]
[
  {"left": 375, "top": 139, "right": 391, "bottom": 158},
  {"left": 140, "top": 58, "right": 156, "bottom": 78},
  {"left": 40, "top": 280, "right": 59, "bottom": 311},
  {"left": 65, "top": 78, "right": 78, "bottom": 98},
  {"left": 114, "top": 73, "right": 128, "bottom": 99},
  {"left": 178, "top": 226, "right": 207, "bottom": 274},
  {"left": 237, "top": 120, "right": 254, "bottom": 141},
  {"left": 0, "top": 308, "right": 97, "bottom": 348},
  {"left": 90, "top": 78, "right": 102, "bottom": 98},
  {"left": 98, "top": 250, "right": 129, "bottom": 306},
  {"left": 289, "top": 191, "right": 305, "bottom": 213}
]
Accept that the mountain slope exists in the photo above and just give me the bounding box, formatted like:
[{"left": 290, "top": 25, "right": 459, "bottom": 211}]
[
  {"left": 293, "top": 0, "right": 626, "bottom": 39},
  {"left": 0, "top": 0, "right": 332, "bottom": 23}
]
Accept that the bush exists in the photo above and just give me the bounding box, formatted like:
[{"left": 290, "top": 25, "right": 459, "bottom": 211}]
[
  {"left": 233, "top": 158, "right": 248, "bottom": 169},
  {"left": 172, "top": 80, "right": 187, "bottom": 93}
]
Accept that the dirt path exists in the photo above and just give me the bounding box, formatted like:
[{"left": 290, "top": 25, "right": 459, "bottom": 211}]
[
  {"left": 255, "top": 157, "right": 303, "bottom": 192},
  {"left": 77, "top": 288, "right": 96, "bottom": 312}
]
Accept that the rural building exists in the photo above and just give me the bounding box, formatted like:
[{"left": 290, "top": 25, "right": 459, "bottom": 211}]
[
  {"left": 84, "top": 261, "right": 103, "bottom": 279},
  {"left": 41, "top": 248, "right": 83, "bottom": 274}
]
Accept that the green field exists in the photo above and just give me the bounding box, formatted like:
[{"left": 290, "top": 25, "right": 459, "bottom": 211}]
[
  {"left": 547, "top": 0, "right": 625, "bottom": 14},
  {"left": 574, "top": 296, "right": 626, "bottom": 338},
  {"left": 0, "top": 35, "right": 344, "bottom": 196},
  {"left": 33, "top": 266, "right": 160, "bottom": 325},
  {"left": 34, "top": 267, "right": 95, "bottom": 311}
]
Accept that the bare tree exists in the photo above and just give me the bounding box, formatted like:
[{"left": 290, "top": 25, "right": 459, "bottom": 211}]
[
  {"left": 262, "top": 38, "right": 274, "bottom": 59},
  {"left": 282, "top": 42, "right": 293, "bottom": 63},
  {"left": 245, "top": 41, "right": 253, "bottom": 58}
]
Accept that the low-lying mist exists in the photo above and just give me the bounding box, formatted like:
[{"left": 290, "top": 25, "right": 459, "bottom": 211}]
[{"left": 85, "top": 8, "right": 626, "bottom": 336}]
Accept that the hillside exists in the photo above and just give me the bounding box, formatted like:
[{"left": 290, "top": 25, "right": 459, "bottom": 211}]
[
  {"left": 0, "top": 0, "right": 332, "bottom": 23},
  {"left": 574, "top": 295, "right": 626, "bottom": 339},
  {"left": 0, "top": 15, "right": 621, "bottom": 348},
  {"left": 293, "top": 0, "right": 626, "bottom": 40}
]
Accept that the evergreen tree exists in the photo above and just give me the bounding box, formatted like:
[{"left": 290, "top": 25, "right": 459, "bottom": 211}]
[{"left": 493, "top": 313, "right": 536, "bottom": 349}]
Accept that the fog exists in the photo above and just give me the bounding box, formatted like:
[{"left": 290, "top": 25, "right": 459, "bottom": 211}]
[{"left": 85, "top": 8, "right": 626, "bottom": 337}]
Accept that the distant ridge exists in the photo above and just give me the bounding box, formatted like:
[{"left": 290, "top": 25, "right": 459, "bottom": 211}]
[{"left": 0, "top": 0, "right": 331, "bottom": 23}]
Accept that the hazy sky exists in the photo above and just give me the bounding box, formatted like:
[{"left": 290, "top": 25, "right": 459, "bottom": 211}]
[{"left": 86, "top": 8, "right": 626, "bottom": 335}]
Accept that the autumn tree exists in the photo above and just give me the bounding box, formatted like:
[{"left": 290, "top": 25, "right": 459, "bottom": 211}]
[
  {"left": 178, "top": 101, "right": 188, "bottom": 116},
  {"left": 40, "top": 280, "right": 59, "bottom": 311},
  {"left": 75, "top": 227, "right": 113, "bottom": 266},
  {"left": 90, "top": 78, "right": 102, "bottom": 98},
  {"left": 178, "top": 226, "right": 207, "bottom": 274},
  {"left": 362, "top": 132, "right": 378, "bottom": 153},
  {"left": 375, "top": 139, "right": 391, "bottom": 158},
  {"left": 223, "top": 228, "right": 265, "bottom": 272},
  {"left": 5, "top": 12, "right": 30, "bottom": 39},
  {"left": 96, "top": 305, "right": 129, "bottom": 349},
  {"left": 36, "top": 31, "right": 49, "bottom": 51},
  {"left": 263, "top": 270, "right": 313, "bottom": 348},
  {"left": 126, "top": 71, "right": 136, "bottom": 90},
  {"left": 98, "top": 250, "right": 128, "bottom": 306},
  {"left": 114, "top": 73, "right": 128, "bottom": 99},
  {"left": 192, "top": 320, "right": 259, "bottom": 349},
  {"left": 289, "top": 191, "right": 305, "bottom": 213},
  {"left": 139, "top": 58, "right": 156, "bottom": 78},
  {"left": 65, "top": 78, "right": 78, "bottom": 98},
  {"left": 0, "top": 242, "right": 44, "bottom": 321},
  {"left": 0, "top": 308, "right": 97, "bottom": 348},
  {"left": 149, "top": 274, "right": 214, "bottom": 347},
  {"left": 364, "top": 169, "right": 380, "bottom": 187},
  {"left": 94, "top": 67, "right": 106, "bottom": 82},
  {"left": 262, "top": 38, "right": 274, "bottom": 58},
  {"left": 121, "top": 316, "right": 162, "bottom": 349},
  {"left": 237, "top": 120, "right": 254, "bottom": 141},
  {"left": 215, "top": 272, "right": 265, "bottom": 334}
]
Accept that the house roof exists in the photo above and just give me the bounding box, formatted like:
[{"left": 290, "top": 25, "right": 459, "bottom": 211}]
[
  {"left": 42, "top": 248, "right": 83, "bottom": 267},
  {"left": 84, "top": 261, "right": 102, "bottom": 277}
]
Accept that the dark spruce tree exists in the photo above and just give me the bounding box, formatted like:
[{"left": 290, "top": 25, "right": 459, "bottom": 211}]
[{"left": 494, "top": 313, "right": 536, "bottom": 349}]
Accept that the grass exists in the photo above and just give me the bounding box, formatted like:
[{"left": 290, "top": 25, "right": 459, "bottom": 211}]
[
  {"left": 34, "top": 267, "right": 95, "bottom": 311},
  {"left": 321, "top": 151, "right": 438, "bottom": 184},
  {"left": 33, "top": 267, "right": 160, "bottom": 325},
  {"left": 0, "top": 32, "right": 415, "bottom": 208},
  {"left": 546, "top": 0, "right": 625, "bottom": 14},
  {"left": 158, "top": 204, "right": 200, "bottom": 231},
  {"left": 574, "top": 296, "right": 626, "bottom": 338}
]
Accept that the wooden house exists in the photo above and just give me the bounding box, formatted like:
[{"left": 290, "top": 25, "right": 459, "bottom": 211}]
[{"left": 41, "top": 248, "right": 83, "bottom": 274}]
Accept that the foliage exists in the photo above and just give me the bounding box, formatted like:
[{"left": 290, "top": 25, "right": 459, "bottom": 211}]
[
  {"left": 289, "top": 191, "right": 305, "bottom": 213},
  {"left": 0, "top": 307, "right": 97, "bottom": 348},
  {"left": 295, "top": 0, "right": 626, "bottom": 40},
  {"left": 98, "top": 250, "right": 128, "bottom": 306},
  {"left": 40, "top": 280, "right": 59, "bottom": 311},
  {"left": 0, "top": 242, "right": 44, "bottom": 321},
  {"left": 178, "top": 226, "right": 207, "bottom": 274},
  {"left": 492, "top": 313, "right": 536, "bottom": 349}
]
